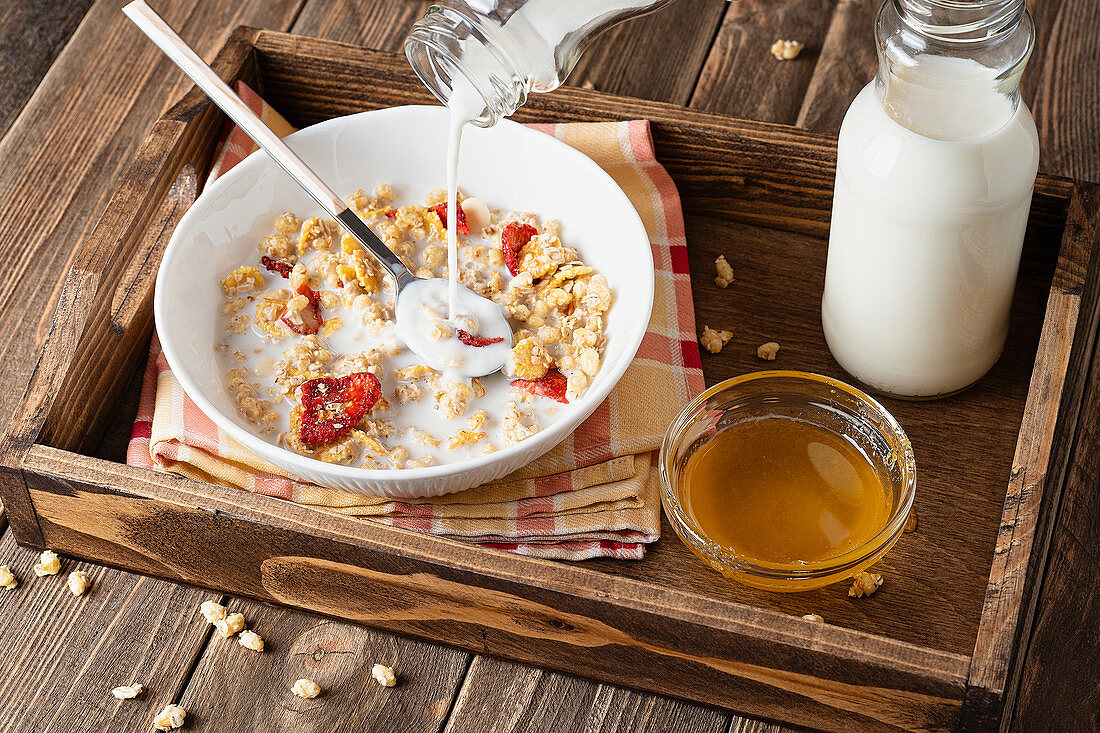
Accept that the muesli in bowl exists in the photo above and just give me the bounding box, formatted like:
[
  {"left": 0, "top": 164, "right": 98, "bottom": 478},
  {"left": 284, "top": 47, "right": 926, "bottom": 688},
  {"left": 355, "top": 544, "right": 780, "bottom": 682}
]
[
  {"left": 154, "top": 106, "right": 652, "bottom": 497},
  {"left": 217, "top": 184, "right": 613, "bottom": 471}
]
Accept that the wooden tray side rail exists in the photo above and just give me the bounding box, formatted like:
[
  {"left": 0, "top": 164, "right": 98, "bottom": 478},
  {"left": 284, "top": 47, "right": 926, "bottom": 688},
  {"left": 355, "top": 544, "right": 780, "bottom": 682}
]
[{"left": 2, "top": 30, "right": 1099, "bottom": 733}]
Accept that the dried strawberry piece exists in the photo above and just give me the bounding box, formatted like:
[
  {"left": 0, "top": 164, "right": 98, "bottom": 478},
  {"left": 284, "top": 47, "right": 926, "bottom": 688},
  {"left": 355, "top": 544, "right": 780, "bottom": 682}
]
[
  {"left": 457, "top": 329, "right": 504, "bottom": 347},
  {"left": 510, "top": 369, "right": 568, "bottom": 404},
  {"left": 261, "top": 256, "right": 292, "bottom": 278},
  {"left": 280, "top": 282, "right": 324, "bottom": 335},
  {"left": 298, "top": 372, "right": 381, "bottom": 445},
  {"left": 384, "top": 209, "right": 397, "bottom": 219},
  {"left": 428, "top": 203, "right": 470, "bottom": 236},
  {"left": 501, "top": 222, "right": 537, "bottom": 276}
]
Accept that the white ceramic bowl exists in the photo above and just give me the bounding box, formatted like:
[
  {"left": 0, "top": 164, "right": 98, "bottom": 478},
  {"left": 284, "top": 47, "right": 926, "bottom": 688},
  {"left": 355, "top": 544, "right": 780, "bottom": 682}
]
[{"left": 155, "top": 105, "right": 654, "bottom": 498}]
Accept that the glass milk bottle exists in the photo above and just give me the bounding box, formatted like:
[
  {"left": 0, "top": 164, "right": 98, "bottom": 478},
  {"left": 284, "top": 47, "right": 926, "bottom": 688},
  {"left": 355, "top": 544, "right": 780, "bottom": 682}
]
[
  {"left": 404, "top": 0, "right": 677, "bottom": 126},
  {"left": 821, "top": 0, "right": 1039, "bottom": 399}
]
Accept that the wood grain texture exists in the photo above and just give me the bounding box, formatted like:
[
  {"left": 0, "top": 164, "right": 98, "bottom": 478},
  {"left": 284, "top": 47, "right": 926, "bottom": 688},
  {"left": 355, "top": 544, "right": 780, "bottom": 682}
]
[
  {"left": 1009, "top": 185, "right": 1100, "bottom": 731},
  {"left": 6, "top": 33, "right": 1096, "bottom": 731},
  {"left": 0, "top": 0, "right": 96, "bottom": 139},
  {"left": 795, "top": 0, "right": 878, "bottom": 134},
  {"left": 444, "top": 656, "right": 732, "bottom": 733},
  {"left": 690, "top": 0, "right": 836, "bottom": 121},
  {"left": 0, "top": 529, "right": 213, "bottom": 732},
  {"left": 291, "top": 0, "right": 430, "bottom": 50},
  {"left": 19, "top": 449, "right": 969, "bottom": 732},
  {"left": 565, "top": 0, "right": 729, "bottom": 105},
  {"left": 1023, "top": 0, "right": 1100, "bottom": 181},
  {"left": 180, "top": 604, "right": 471, "bottom": 732},
  {"left": 0, "top": 0, "right": 305, "bottom": 462}
]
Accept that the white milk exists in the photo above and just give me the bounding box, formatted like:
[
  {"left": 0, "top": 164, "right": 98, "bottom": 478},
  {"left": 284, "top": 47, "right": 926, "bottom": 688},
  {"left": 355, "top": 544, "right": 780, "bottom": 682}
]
[{"left": 822, "top": 56, "right": 1039, "bottom": 398}]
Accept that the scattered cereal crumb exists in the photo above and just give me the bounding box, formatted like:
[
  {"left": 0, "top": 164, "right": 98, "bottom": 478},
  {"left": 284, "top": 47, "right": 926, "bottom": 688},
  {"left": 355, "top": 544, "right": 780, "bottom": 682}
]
[
  {"left": 67, "top": 570, "right": 90, "bottom": 597},
  {"left": 757, "top": 341, "right": 781, "bottom": 361},
  {"left": 199, "top": 600, "right": 227, "bottom": 624},
  {"left": 905, "top": 509, "right": 918, "bottom": 533},
  {"left": 33, "top": 550, "right": 61, "bottom": 577},
  {"left": 802, "top": 613, "right": 824, "bottom": 623},
  {"left": 152, "top": 703, "right": 186, "bottom": 730},
  {"left": 715, "top": 255, "right": 734, "bottom": 288},
  {"left": 580, "top": 79, "right": 596, "bottom": 90},
  {"left": 292, "top": 678, "right": 322, "bottom": 698},
  {"left": 214, "top": 612, "right": 246, "bottom": 638},
  {"left": 848, "top": 571, "right": 884, "bottom": 598},
  {"left": 111, "top": 683, "right": 144, "bottom": 700},
  {"left": 700, "top": 326, "right": 733, "bottom": 354},
  {"left": 238, "top": 629, "right": 264, "bottom": 652},
  {"left": 771, "top": 39, "right": 804, "bottom": 60},
  {"left": 0, "top": 565, "right": 16, "bottom": 590},
  {"left": 372, "top": 664, "right": 397, "bottom": 687}
]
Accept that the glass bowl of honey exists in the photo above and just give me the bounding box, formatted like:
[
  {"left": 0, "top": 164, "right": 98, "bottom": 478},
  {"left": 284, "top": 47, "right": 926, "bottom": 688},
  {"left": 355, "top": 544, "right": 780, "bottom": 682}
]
[{"left": 660, "top": 371, "right": 915, "bottom": 592}]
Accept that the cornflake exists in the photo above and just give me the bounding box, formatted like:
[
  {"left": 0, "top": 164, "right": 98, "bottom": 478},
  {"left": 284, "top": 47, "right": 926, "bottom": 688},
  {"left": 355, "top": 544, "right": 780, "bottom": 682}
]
[
  {"left": 67, "top": 570, "right": 90, "bottom": 597},
  {"left": 699, "top": 326, "right": 733, "bottom": 354},
  {"left": 111, "top": 683, "right": 144, "bottom": 700},
  {"left": 214, "top": 612, "right": 246, "bottom": 638},
  {"left": 372, "top": 664, "right": 397, "bottom": 688},
  {"left": 291, "top": 678, "right": 322, "bottom": 699},
  {"left": 714, "top": 255, "right": 734, "bottom": 288},
  {"left": 34, "top": 550, "right": 61, "bottom": 577},
  {"left": 152, "top": 703, "right": 186, "bottom": 731},
  {"left": 0, "top": 565, "right": 16, "bottom": 590},
  {"left": 848, "top": 571, "right": 884, "bottom": 598},
  {"left": 199, "top": 600, "right": 227, "bottom": 624},
  {"left": 238, "top": 629, "right": 265, "bottom": 652},
  {"left": 771, "top": 39, "right": 804, "bottom": 60},
  {"left": 756, "top": 341, "right": 781, "bottom": 361}
]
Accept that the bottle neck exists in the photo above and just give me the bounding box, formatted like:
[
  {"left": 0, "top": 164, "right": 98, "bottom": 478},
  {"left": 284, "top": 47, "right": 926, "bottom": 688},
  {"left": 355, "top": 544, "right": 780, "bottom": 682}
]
[
  {"left": 892, "top": 0, "right": 1026, "bottom": 42},
  {"left": 405, "top": 1, "right": 677, "bottom": 127},
  {"left": 875, "top": 0, "right": 1033, "bottom": 140}
]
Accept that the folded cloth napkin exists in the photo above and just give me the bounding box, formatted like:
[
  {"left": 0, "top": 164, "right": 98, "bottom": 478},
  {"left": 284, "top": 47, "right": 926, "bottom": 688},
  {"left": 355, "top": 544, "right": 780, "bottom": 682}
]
[{"left": 127, "top": 82, "right": 705, "bottom": 560}]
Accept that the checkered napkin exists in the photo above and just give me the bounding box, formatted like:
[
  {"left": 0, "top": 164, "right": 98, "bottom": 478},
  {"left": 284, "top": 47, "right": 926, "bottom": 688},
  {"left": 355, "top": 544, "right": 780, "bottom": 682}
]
[{"left": 127, "top": 82, "right": 705, "bottom": 560}]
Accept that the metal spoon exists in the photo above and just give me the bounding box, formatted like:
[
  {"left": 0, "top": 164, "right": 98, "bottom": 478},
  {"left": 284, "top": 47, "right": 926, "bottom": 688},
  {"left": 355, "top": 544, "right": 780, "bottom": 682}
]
[{"left": 123, "top": 0, "right": 512, "bottom": 377}]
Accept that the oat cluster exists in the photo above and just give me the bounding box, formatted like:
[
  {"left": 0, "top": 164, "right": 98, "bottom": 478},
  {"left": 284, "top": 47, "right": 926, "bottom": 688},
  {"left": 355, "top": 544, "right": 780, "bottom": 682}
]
[
  {"left": 848, "top": 571, "right": 884, "bottom": 598},
  {"left": 33, "top": 550, "right": 60, "bottom": 577},
  {"left": 699, "top": 326, "right": 733, "bottom": 354},
  {"left": 756, "top": 341, "right": 781, "bottom": 361},
  {"left": 218, "top": 185, "right": 613, "bottom": 469},
  {"left": 372, "top": 664, "right": 397, "bottom": 688},
  {"left": 771, "top": 39, "right": 804, "bottom": 60}
]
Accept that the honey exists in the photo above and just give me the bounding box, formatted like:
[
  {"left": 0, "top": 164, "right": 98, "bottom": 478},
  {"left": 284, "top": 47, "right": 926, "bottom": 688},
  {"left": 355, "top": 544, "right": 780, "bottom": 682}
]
[{"left": 681, "top": 416, "right": 892, "bottom": 564}]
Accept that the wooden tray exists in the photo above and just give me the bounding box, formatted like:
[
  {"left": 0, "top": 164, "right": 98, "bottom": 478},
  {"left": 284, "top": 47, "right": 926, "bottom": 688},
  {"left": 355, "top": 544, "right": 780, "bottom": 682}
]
[{"left": 2, "top": 29, "right": 1098, "bottom": 733}]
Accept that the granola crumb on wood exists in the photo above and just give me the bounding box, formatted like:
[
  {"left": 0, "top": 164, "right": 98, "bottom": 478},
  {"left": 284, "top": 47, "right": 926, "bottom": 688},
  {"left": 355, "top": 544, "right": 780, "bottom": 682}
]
[
  {"left": 700, "top": 326, "right": 733, "bottom": 354},
  {"left": 756, "top": 341, "right": 780, "bottom": 360},
  {"left": 848, "top": 571, "right": 884, "bottom": 598}
]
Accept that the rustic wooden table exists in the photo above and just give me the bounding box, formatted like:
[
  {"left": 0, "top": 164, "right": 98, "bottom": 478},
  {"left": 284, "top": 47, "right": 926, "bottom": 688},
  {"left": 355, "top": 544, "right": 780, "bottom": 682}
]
[{"left": 0, "top": 1, "right": 1096, "bottom": 731}]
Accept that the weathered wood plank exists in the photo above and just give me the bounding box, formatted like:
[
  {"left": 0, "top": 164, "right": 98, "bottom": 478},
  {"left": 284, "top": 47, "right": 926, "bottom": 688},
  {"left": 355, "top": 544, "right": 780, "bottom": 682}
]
[
  {"left": 0, "top": 529, "right": 213, "bottom": 732},
  {"left": 1009, "top": 185, "right": 1100, "bottom": 730},
  {"left": 180, "top": 601, "right": 471, "bottom": 732},
  {"left": 444, "top": 656, "right": 732, "bottom": 733},
  {"left": 795, "top": 0, "right": 878, "bottom": 134},
  {"left": 690, "top": 0, "right": 836, "bottom": 121},
  {"left": 565, "top": 0, "right": 729, "bottom": 105},
  {"left": 291, "top": 0, "right": 430, "bottom": 50},
  {"left": 0, "top": 0, "right": 306, "bottom": 460},
  {"left": 19, "top": 448, "right": 970, "bottom": 732},
  {"left": 0, "top": 0, "right": 96, "bottom": 139},
  {"left": 1024, "top": 0, "right": 1100, "bottom": 181}
]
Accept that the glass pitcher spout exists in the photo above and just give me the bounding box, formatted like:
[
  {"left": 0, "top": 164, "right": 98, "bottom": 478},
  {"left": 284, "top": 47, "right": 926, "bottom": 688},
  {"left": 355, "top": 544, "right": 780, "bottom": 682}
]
[{"left": 405, "top": 0, "right": 679, "bottom": 126}]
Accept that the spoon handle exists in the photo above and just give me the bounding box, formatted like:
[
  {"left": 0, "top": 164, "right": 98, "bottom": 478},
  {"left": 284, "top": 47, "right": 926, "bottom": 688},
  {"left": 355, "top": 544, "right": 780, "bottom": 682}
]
[{"left": 123, "top": 0, "right": 414, "bottom": 286}]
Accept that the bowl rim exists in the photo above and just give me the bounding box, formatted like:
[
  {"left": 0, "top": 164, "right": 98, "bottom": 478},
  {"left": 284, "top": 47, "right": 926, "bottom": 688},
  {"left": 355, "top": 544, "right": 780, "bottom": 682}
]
[
  {"left": 154, "top": 105, "right": 654, "bottom": 484},
  {"left": 659, "top": 370, "right": 917, "bottom": 581}
]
